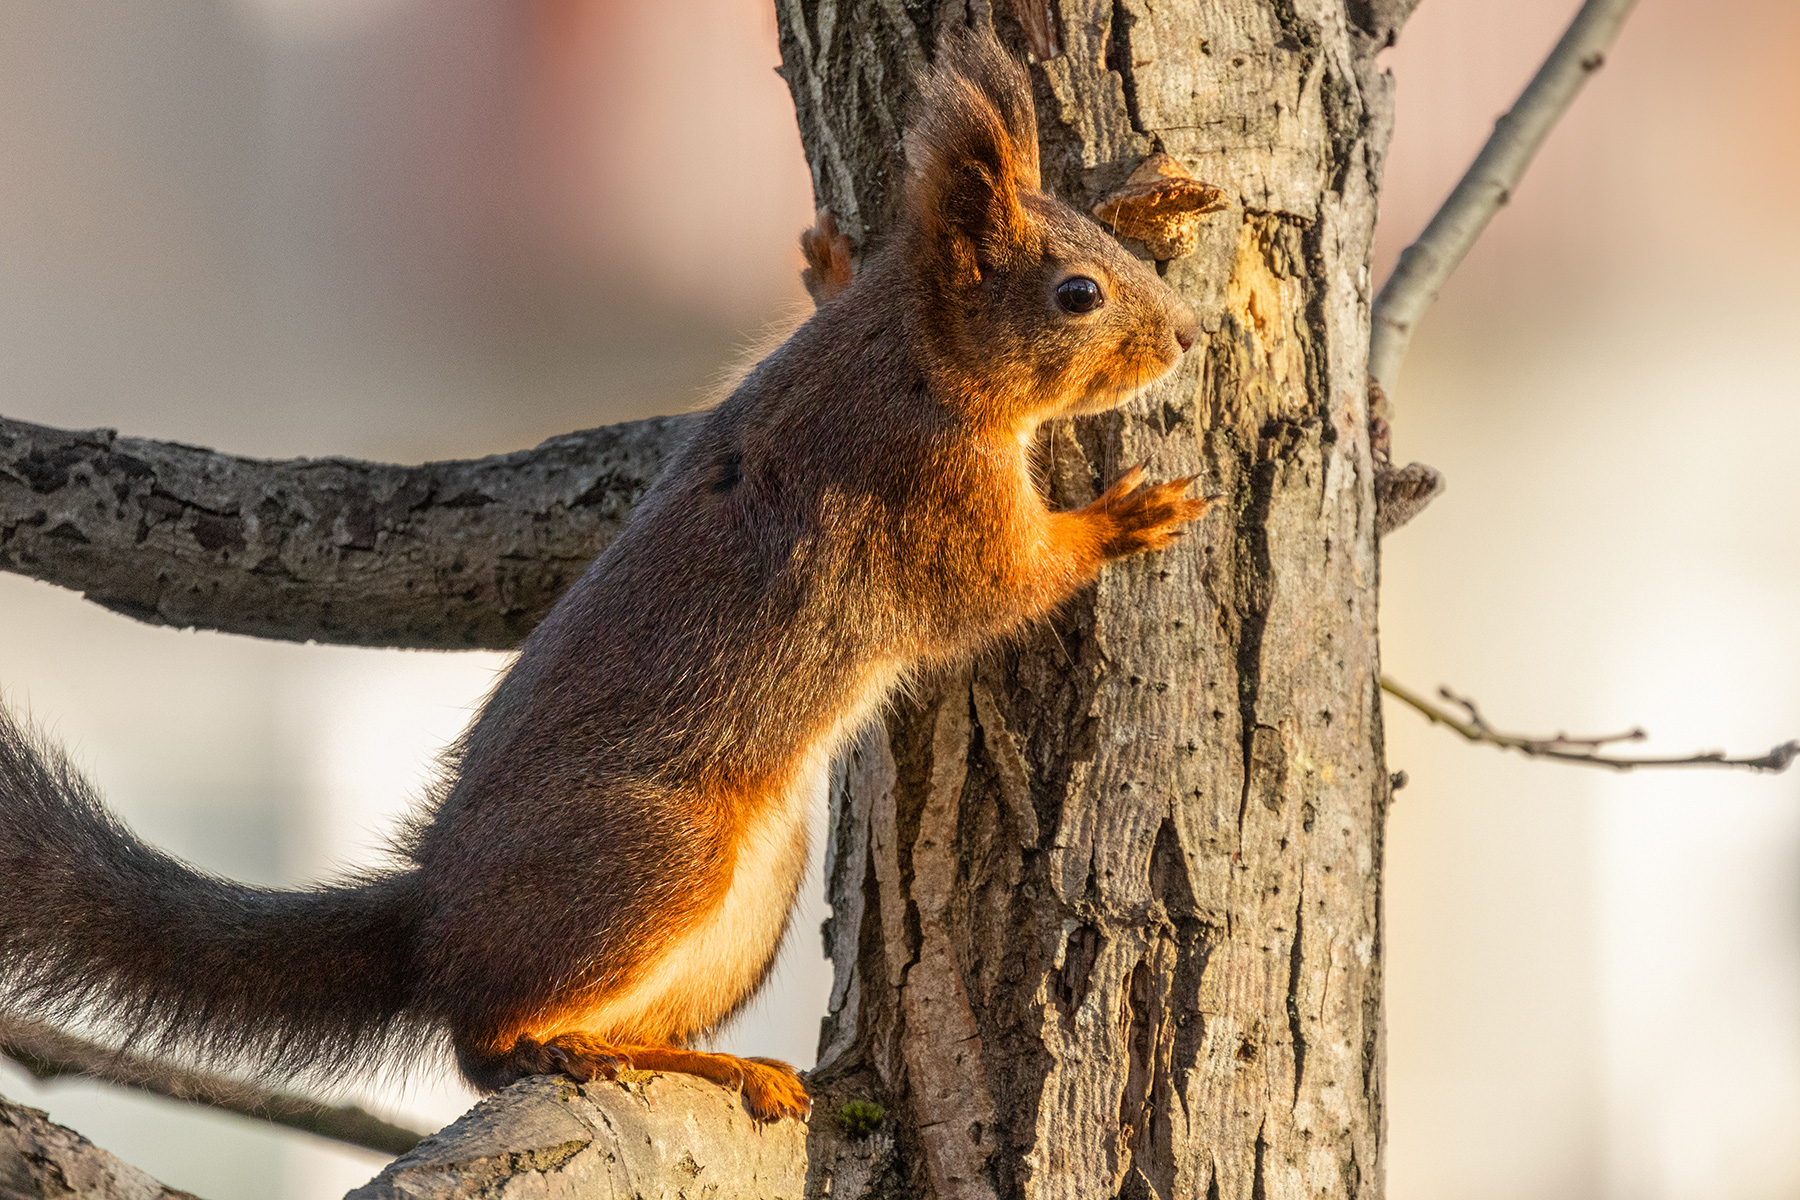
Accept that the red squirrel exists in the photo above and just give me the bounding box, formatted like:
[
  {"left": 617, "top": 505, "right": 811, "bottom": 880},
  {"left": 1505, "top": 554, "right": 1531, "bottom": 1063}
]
[{"left": 0, "top": 32, "right": 1203, "bottom": 1122}]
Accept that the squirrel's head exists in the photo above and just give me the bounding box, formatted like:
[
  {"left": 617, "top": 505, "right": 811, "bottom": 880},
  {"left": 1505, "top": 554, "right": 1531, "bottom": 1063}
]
[{"left": 898, "top": 32, "right": 1199, "bottom": 426}]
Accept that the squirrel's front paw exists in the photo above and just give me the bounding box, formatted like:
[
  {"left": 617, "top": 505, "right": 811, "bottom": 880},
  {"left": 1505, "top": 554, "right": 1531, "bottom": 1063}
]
[
  {"left": 799, "top": 209, "right": 855, "bottom": 305},
  {"left": 1087, "top": 463, "right": 1211, "bottom": 559}
]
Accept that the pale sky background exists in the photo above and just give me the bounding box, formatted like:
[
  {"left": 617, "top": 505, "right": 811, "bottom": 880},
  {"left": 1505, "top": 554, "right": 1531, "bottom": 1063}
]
[{"left": 0, "top": 1, "right": 1796, "bottom": 1197}]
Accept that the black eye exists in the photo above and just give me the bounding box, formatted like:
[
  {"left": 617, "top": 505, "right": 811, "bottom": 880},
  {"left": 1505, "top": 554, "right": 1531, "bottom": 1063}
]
[{"left": 1055, "top": 276, "right": 1103, "bottom": 314}]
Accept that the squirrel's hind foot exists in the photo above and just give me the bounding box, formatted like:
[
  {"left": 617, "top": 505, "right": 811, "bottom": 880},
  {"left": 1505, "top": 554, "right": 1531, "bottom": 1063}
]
[
  {"left": 471, "top": 1032, "right": 810, "bottom": 1122},
  {"left": 609, "top": 1044, "right": 809, "bottom": 1122},
  {"left": 734, "top": 1055, "right": 812, "bottom": 1122},
  {"left": 463, "top": 1031, "right": 629, "bottom": 1087}
]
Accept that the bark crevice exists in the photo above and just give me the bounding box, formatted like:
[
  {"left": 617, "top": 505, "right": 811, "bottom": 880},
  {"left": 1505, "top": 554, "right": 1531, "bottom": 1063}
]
[{"left": 1286, "top": 886, "right": 1307, "bottom": 1105}]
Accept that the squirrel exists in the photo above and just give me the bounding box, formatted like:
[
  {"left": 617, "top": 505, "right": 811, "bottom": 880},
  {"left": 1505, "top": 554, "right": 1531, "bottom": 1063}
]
[{"left": 0, "top": 31, "right": 1204, "bottom": 1123}]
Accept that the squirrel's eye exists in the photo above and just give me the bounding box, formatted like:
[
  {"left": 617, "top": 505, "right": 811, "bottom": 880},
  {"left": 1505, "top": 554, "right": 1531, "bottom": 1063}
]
[{"left": 1055, "top": 276, "right": 1103, "bottom": 314}]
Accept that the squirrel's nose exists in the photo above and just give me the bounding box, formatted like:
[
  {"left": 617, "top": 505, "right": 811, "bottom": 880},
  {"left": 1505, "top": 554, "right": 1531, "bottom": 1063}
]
[{"left": 1172, "top": 305, "right": 1198, "bottom": 353}]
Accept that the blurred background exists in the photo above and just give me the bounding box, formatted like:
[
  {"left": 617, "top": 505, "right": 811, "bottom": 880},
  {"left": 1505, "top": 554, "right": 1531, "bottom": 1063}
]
[{"left": 0, "top": 0, "right": 1795, "bottom": 1196}]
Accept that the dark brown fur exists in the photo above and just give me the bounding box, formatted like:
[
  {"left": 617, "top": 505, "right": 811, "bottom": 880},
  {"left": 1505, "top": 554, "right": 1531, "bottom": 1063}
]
[{"left": 0, "top": 31, "right": 1201, "bottom": 1122}]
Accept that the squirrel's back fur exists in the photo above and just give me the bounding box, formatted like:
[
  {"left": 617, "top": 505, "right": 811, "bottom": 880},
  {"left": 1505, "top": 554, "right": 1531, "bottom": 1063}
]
[{"left": 0, "top": 30, "right": 1203, "bottom": 1116}]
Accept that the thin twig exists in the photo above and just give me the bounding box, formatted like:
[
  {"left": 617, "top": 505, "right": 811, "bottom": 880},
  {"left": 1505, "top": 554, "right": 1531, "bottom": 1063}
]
[
  {"left": 0, "top": 1013, "right": 427, "bottom": 1158},
  {"left": 1368, "top": 0, "right": 1640, "bottom": 395},
  {"left": 1381, "top": 677, "right": 1799, "bottom": 774}
]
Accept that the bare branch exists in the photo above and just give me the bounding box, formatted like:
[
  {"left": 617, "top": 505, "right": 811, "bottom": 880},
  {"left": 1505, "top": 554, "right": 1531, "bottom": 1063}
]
[
  {"left": 1382, "top": 677, "right": 1799, "bottom": 773},
  {"left": 1369, "top": 0, "right": 1640, "bottom": 396},
  {"left": 0, "top": 412, "right": 693, "bottom": 651},
  {"left": 0, "top": 1013, "right": 425, "bottom": 1158}
]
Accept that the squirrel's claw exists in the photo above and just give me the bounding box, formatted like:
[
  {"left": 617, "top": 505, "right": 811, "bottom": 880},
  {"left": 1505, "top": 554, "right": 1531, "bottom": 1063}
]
[{"left": 543, "top": 1039, "right": 629, "bottom": 1084}]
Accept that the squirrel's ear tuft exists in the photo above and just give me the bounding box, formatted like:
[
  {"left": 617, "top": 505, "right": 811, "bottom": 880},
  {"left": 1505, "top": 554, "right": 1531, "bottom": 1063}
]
[{"left": 905, "top": 31, "right": 1041, "bottom": 270}]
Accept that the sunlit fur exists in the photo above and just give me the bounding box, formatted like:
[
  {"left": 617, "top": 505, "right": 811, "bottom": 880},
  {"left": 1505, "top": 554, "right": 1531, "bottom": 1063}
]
[{"left": 0, "top": 30, "right": 1203, "bottom": 1123}]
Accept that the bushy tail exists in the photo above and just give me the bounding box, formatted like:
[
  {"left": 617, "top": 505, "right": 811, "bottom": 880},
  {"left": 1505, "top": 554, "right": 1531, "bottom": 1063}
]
[{"left": 0, "top": 705, "right": 430, "bottom": 1082}]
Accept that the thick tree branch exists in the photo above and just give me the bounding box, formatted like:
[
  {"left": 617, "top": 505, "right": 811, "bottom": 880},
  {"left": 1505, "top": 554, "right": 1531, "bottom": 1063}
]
[
  {"left": 0, "top": 413, "right": 693, "bottom": 650},
  {"left": 0, "top": 1014, "right": 425, "bottom": 1158},
  {"left": 347, "top": 1075, "right": 809, "bottom": 1199},
  {"left": 1382, "top": 677, "right": 1799, "bottom": 773},
  {"left": 1, "top": 1094, "right": 196, "bottom": 1199},
  {"left": 1368, "top": 0, "right": 1639, "bottom": 395}
]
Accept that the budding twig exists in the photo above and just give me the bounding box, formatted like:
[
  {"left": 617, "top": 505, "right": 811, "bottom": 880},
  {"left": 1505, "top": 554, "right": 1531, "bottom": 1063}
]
[
  {"left": 1380, "top": 677, "right": 1798, "bottom": 774},
  {"left": 1368, "top": 0, "right": 1640, "bottom": 396},
  {"left": 0, "top": 1013, "right": 426, "bottom": 1158}
]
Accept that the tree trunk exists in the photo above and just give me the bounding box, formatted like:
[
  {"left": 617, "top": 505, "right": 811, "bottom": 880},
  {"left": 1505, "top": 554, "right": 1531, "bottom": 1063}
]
[{"left": 782, "top": 4, "right": 1398, "bottom": 1198}]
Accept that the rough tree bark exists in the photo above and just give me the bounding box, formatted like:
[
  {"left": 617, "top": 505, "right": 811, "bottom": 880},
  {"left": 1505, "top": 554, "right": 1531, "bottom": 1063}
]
[
  {"left": 1, "top": 2, "right": 1412, "bottom": 1197},
  {"left": 783, "top": 4, "right": 1400, "bottom": 1198},
  {"left": 2, "top": 1096, "right": 196, "bottom": 1200},
  {"left": 0, "top": 413, "right": 690, "bottom": 649}
]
